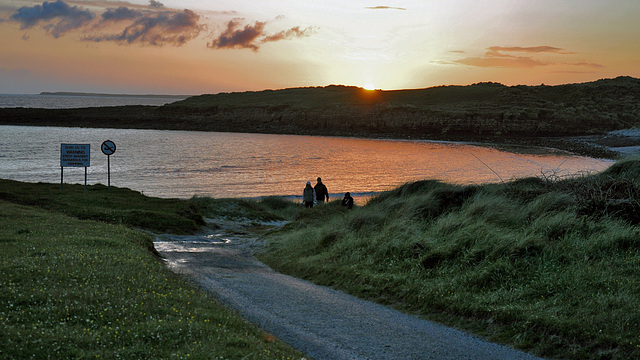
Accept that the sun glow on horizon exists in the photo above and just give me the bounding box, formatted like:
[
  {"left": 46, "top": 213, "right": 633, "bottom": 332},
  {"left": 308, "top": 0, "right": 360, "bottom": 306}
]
[{"left": 0, "top": 0, "right": 638, "bottom": 94}]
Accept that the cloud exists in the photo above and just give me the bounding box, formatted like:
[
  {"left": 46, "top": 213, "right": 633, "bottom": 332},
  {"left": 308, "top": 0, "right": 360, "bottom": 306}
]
[
  {"left": 100, "top": 7, "right": 143, "bottom": 22},
  {"left": 7, "top": 0, "right": 204, "bottom": 46},
  {"left": 262, "top": 26, "right": 314, "bottom": 43},
  {"left": 6, "top": 1, "right": 311, "bottom": 49},
  {"left": 454, "top": 45, "right": 603, "bottom": 69},
  {"left": 208, "top": 18, "right": 266, "bottom": 51},
  {"left": 86, "top": 9, "right": 203, "bottom": 46},
  {"left": 149, "top": 0, "right": 164, "bottom": 9},
  {"left": 10, "top": 0, "right": 95, "bottom": 38},
  {"left": 455, "top": 56, "right": 549, "bottom": 68},
  {"left": 565, "top": 61, "right": 604, "bottom": 69},
  {"left": 208, "top": 18, "right": 314, "bottom": 51},
  {"left": 365, "top": 6, "right": 407, "bottom": 10},
  {"left": 485, "top": 46, "right": 575, "bottom": 56},
  {"left": 550, "top": 70, "right": 600, "bottom": 74},
  {"left": 66, "top": 1, "right": 160, "bottom": 10}
]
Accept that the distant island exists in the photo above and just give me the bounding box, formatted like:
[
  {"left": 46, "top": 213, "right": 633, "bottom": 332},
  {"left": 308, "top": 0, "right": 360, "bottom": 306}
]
[
  {"left": 39, "top": 91, "right": 190, "bottom": 99},
  {"left": 3, "top": 76, "right": 640, "bottom": 158}
]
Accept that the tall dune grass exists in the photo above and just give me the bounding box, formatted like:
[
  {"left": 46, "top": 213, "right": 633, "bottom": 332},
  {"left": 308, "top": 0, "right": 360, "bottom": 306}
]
[{"left": 260, "top": 158, "right": 640, "bottom": 360}]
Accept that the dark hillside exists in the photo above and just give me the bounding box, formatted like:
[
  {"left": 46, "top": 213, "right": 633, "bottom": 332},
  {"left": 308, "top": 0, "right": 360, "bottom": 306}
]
[
  {"left": 161, "top": 76, "right": 640, "bottom": 140},
  {"left": 173, "top": 85, "right": 378, "bottom": 107},
  {"left": 170, "top": 82, "right": 511, "bottom": 108}
]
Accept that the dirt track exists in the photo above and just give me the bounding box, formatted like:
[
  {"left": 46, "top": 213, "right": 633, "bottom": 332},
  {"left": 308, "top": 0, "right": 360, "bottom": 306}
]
[{"left": 154, "top": 221, "right": 547, "bottom": 360}]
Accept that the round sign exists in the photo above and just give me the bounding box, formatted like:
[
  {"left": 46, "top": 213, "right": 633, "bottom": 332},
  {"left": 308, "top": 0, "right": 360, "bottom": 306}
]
[{"left": 101, "top": 140, "right": 116, "bottom": 156}]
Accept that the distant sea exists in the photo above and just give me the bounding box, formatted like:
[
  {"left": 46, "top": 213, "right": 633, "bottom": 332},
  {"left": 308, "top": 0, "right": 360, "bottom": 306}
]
[{"left": 0, "top": 93, "right": 189, "bottom": 109}]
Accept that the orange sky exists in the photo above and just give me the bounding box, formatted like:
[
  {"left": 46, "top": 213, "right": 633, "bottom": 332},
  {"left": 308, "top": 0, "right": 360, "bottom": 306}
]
[{"left": 1, "top": 0, "right": 639, "bottom": 94}]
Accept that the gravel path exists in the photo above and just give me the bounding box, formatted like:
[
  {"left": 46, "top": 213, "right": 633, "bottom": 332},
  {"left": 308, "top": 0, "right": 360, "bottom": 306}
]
[{"left": 154, "top": 222, "right": 547, "bottom": 360}]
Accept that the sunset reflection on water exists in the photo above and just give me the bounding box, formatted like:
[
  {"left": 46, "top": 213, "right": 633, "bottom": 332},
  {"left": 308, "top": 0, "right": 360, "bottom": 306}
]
[
  {"left": 0, "top": 126, "right": 613, "bottom": 201},
  {"left": 268, "top": 135, "right": 612, "bottom": 201}
]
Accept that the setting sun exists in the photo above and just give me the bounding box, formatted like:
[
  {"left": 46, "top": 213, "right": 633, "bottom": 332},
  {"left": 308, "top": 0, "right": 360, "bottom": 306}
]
[{"left": 0, "top": 1, "right": 638, "bottom": 94}]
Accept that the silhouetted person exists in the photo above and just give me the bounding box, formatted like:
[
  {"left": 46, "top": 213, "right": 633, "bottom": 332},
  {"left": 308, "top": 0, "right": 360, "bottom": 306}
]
[
  {"left": 341, "top": 192, "right": 354, "bottom": 209},
  {"left": 303, "top": 181, "right": 316, "bottom": 208},
  {"left": 314, "top": 177, "right": 329, "bottom": 203}
]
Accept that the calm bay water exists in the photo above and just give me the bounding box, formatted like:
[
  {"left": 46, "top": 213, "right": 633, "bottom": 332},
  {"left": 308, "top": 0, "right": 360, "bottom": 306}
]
[{"left": 0, "top": 126, "right": 613, "bottom": 202}]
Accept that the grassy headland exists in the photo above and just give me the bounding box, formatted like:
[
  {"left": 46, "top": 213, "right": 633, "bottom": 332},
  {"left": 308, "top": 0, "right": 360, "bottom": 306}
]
[
  {"left": 3, "top": 76, "right": 640, "bottom": 158},
  {"left": 0, "top": 179, "right": 304, "bottom": 359},
  {"left": 259, "top": 158, "right": 640, "bottom": 360}
]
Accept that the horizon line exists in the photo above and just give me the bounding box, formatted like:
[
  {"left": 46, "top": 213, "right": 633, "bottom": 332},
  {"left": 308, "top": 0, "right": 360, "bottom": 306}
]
[{"left": 3, "top": 75, "right": 634, "bottom": 97}]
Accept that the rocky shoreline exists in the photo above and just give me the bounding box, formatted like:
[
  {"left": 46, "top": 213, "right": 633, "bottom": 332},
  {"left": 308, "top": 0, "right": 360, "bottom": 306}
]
[
  {"left": 559, "top": 131, "right": 640, "bottom": 159},
  {"left": 461, "top": 130, "right": 640, "bottom": 160}
]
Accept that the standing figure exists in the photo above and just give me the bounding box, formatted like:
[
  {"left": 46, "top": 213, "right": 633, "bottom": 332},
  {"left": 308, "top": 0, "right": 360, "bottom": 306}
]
[
  {"left": 341, "top": 192, "right": 354, "bottom": 209},
  {"left": 314, "top": 177, "right": 329, "bottom": 203},
  {"left": 303, "top": 181, "right": 316, "bottom": 208}
]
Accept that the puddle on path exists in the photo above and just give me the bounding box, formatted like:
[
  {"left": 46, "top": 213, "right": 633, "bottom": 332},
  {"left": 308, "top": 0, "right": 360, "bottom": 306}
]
[{"left": 153, "top": 220, "right": 273, "bottom": 274}]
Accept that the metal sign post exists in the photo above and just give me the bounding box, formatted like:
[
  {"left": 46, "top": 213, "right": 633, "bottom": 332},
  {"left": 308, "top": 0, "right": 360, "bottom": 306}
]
[
  {"left": 101, "top": 140, "right": 116, "bottom": 189},
  {"left": 60, "top": 144, "right": 90, "bottom": 191}
]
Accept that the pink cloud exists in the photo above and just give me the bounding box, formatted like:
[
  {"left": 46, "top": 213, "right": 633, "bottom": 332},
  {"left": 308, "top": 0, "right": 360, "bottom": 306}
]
[
  {"left": 208, "top": 18, "right": 314, "bottom": 51},
  {"left": 456, "top": 56, "right": 549, "bottom": 68},
  {"left": 485, "top": 46, "right": 576, "bottom": 56},
  {"left": 454, "top": 45, "right": 603, "bottom": 69},
  {"left": 262, "top": 26, "right": 314, "bottom": 43}
]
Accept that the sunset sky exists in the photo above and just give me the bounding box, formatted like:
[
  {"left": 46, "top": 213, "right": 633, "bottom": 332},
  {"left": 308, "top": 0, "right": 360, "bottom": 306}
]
[{"left": 1, "top": 0, "right": 639, "bottom": 95}]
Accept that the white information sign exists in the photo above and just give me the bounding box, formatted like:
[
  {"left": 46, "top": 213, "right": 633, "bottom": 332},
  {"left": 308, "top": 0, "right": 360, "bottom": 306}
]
[{"left": 60, "top": 144, "right": 90, "bottom": 167}]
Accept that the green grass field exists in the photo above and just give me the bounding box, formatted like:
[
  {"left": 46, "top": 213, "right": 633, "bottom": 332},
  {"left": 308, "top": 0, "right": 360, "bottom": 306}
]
[{"left": 0, "top": 181, "right": 304, "bottom": 359}]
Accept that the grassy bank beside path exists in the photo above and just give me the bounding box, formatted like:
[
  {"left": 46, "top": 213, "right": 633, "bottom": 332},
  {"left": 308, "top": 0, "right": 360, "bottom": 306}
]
[
  {"left": 0, "top": 179, "right": 206, "bottom": 235},
  {"left": 0, "top": 182, "right": 305, "bottom": 359},
  {"left": 259, "top": 158, "right": 640, "bottom": 360}
]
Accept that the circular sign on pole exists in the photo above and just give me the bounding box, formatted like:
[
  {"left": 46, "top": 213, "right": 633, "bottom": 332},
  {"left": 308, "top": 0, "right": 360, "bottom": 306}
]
[
  {"left": 101, "top": 140, "right": 116, "bottom": 189},
  {"left": 101, "top": 140, "right": 116, "bottom": 156}
]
